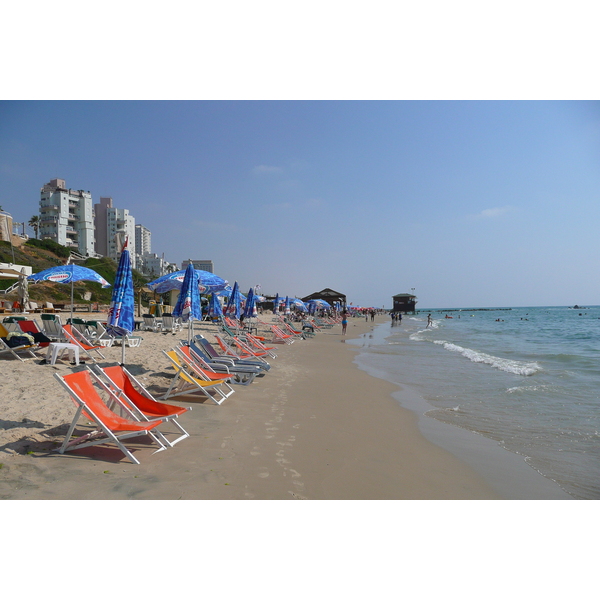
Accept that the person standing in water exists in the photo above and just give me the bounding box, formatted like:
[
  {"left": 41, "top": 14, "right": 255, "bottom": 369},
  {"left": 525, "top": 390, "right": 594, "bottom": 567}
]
[{"left": 427, "top": 313, "right": 433, "bottom": 328}]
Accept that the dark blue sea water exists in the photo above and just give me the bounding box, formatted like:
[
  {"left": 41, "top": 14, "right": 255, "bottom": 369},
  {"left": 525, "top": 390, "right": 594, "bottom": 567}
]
[{"left": 349, "top": 306, "right": 600, "bottom": 499}]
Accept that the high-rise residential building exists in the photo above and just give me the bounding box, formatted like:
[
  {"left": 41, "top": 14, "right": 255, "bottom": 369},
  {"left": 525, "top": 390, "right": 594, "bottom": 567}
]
[
  {"left": 94, "top": 196, "right": 137, "bottom": 267},
  {"left": 182, "top": 259, "right": 214, "bottom": 273},
  {"left": 135, "top": 223, "right": 151, "bottom": 270},
  {"left": 39, "top": 178, "right": 95, "bottom": 256}
]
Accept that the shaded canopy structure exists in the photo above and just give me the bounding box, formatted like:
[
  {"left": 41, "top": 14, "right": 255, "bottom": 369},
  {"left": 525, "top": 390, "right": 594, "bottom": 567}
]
[
  {"left": 301, "top": 288, "right": 346, "bottom": 308},
  {"left": 392, "top": 293, "right": 417, "bottom": 313}
]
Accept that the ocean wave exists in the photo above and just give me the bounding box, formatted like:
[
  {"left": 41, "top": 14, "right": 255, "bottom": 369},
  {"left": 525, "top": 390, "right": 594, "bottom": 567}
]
[{"left": 433, "top": 340, "right": 541, "bottom": 376}]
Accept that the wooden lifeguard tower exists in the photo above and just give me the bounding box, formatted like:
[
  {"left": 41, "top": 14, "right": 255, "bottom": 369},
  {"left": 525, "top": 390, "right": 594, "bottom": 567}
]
[{"left": 392, "top": 293, "right": 417, "bottom": 314}]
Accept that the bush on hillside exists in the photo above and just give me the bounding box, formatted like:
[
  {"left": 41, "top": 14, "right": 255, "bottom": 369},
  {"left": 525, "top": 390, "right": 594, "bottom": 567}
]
[{"left": 26, "top": 238, "right": 70, "bottom": 259}]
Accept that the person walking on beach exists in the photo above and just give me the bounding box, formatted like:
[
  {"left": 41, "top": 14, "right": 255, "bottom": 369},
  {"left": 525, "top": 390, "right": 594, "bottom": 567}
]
[
  {"left": 427, "top": 313, "right": 433, "bottom": 328},
  {"left": 341, "top": 311, "right": 348, "bottom": 335}
]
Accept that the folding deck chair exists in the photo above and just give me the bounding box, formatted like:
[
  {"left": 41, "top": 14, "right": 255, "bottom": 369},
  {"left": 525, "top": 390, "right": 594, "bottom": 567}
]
[
  {"left": 161, "top": 313, "right": 182, "bottom": 333},
  {"left": 141, "top": 314, "right": 162, "bottom": 332},
  {"left": 40, "top": 313, "right": 66, "bottom": 341},
  {"left": 189, "top": 340, "right": 262, "bottom": 382},
  {"left": 18, "top": 319, "right": 52, "bottom": 347},
  {"left": 162, "top": 349, "right": 234, "bottom": 404},
  {"left": 62, "top": 324, "right": 106, "bottom": 362},
  {"left": 214, "top": 334, "right": 272, "bottom": 366},
  {"left": 194, "top": 334, "right": 270, "bottom": 372},
  {"left": 54, "top": 369, "right": 167, "bottom": 464},
  {"left": 97, "top": 365, "right": 191, "bottom": 448},
  {"left": 270, "top": 324, "right": 296, "bottom": 345},
  {"left": 179, "top": 343, "right": 257, "bottom": 385},
  {"left": 0, "top": 323, "right": 40, "bottom": 361}
]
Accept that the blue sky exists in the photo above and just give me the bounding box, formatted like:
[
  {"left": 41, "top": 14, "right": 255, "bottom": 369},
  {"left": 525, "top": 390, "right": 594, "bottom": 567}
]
[{"left": 2, "top": 100, "right": 600, "bottom": 308}]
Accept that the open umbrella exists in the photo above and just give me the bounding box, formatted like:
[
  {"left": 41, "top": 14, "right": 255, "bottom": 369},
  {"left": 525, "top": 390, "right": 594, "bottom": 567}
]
[
  {"left": 28, "top": 264, "right": 111, "bottom": 321},
  {"left": 17, "top": 267, "right": 29, "bottom": 312},
  {"left": 147, "top": 269, "right": 227, "bottom": 294},
  {"left": 172, "top": 262, "right": 202, "bottom": 342},
  {"left": 105, "top": 239, "right": 135, "bottom": 364}
]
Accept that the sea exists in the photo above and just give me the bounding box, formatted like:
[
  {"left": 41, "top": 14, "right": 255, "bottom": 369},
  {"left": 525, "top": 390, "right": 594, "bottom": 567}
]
[{"left": 348, "top": 306, "right": 600, "bottom": 499}]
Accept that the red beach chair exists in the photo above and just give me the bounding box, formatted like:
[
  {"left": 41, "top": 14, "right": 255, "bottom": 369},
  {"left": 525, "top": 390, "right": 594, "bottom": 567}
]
[
  {"left": 54, "top": 369, "right": 167, "bottom": 464},
  {"left": 62, "top": 323, "right": 106, "bottom": 362}
]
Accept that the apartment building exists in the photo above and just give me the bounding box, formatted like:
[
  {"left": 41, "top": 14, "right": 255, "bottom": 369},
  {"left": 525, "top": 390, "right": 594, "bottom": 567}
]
[
  {"left": 141, "top": 253, "right": 178, "bottom": 278},
  {"left": 182, "top": 259, "right": 214, "bottom": 273},
  {"left": 94, "top": 196, "right": 137, "bottom": 268},
  {"left": 39, "top": 179, "right": 95, "bottom": 256}
]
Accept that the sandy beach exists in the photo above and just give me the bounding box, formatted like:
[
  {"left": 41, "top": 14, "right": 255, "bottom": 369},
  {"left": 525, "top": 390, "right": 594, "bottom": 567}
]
[{"left": 0, "top": 311, "right": 510, "bottom": 500}]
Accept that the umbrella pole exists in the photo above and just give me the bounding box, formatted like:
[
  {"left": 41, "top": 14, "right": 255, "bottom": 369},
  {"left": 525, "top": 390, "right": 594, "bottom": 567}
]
[
  {"left": 121, "top": 336, "right": 126, "bottom": 365},
  {"left": 70, "top": 280, "right": 74, "bottom": 322}
]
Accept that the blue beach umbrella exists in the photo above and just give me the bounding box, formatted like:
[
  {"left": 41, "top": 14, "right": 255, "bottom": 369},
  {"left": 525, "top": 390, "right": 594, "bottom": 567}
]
[
  {"left": 284, "top": 296, "right": 291, "bottom": 315},
  {"left": 106, "top": 240, "right": 135, "bottom": 364},
  {"left": 28, "top": 263, "right": 111, "bottom": 321},
  {"left": 243, "top": 287, "right": 257, "bottom": 319},
  {"left": 208, "top": 293, "right": 223, "bottom": 320},
  {"left": 147, "top": 269, "right": 227, "bottom": 294},
  {"left": 224, "top": 281, "right": 241, "bottom": 319},
  {"left": 273, "top": 293, "right": 279, "bottom": 314},
  {"left": 173, "top": 262, "right": 202, "bottom": 342},
  {"left": 290, "top": 298, "right": 308, "bottom": 312}
]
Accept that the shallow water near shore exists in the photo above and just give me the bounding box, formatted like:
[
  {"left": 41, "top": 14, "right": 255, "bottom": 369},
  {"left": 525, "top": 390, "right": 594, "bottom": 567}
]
[{"left": 348, "top": 306, "right": 600, "bottom": 499}]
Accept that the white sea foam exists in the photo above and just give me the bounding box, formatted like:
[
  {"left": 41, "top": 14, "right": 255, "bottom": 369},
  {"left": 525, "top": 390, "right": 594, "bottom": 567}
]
[{"left": 433, "top": 340, "right": 541, "bottom": 376}]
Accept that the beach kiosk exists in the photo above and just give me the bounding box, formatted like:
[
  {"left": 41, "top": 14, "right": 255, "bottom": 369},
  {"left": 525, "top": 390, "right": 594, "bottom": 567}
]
[
  {"left": 392, "top": 293, "right": 417, "bottom": 314},
  {"left": 302, "top": 288, "right": 347, "bottom": 310}
]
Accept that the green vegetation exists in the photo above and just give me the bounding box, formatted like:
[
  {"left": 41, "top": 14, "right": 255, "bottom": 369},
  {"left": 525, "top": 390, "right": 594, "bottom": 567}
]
[
  {"left": 0, "top": 240, "right": 152, "bottom": 306},
  {"left": 26, "top": 238, "right": 70, "bottom": 258}
]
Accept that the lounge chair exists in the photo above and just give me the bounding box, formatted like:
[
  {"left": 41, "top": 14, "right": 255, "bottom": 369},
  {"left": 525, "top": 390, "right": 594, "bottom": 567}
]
[
  {"left": 68, "top": 317, "right": 91, "bottom": 338},
  {"left": 194, "top": 334, "right": 270, "bottom": 372},
  {"left": 270, "top": 324, "right": 296, "bottom": 345},
  {"left": 161, "top": 313, "right": 182, "bottom": 333},
  {"left": 62, "top": 323, "right": 106, "bottom": 362},
  {"left": 0, "top": 323, "right": 40, "bottom": 361},
  {"left": 43, "top": 302, "right": 61, "bottom": 313},
  {"left": 244, "top": 333, "right": 278, "bottom": 358},
  {"left": 98, "top": 364, "right": 191, "bottom": 448},
  {"left": 40, "top": 313, "right": 66, "bottom": 341},
  {"left": 2, "top": 316, "right": 24, "bottom": 333},
  {"left": 189, "top": 340, "right": 262, "bottom": 380},
  {"left": 162, "top": 349, "right": 234, "bottom": 404},
  {"left": 54, "top": 369, "right": 167, "bottom": 464},
  {"left": 25, "top": 301, "right": 42, "bottom": 313},
  {"left": 179, "top": 343, "right": 257, "bottom": 385},
  {"left": 85, "top": 320, "right": 114, "bottom": 347},
  {"left": 18, "top": 319, "right": 52, "bottom": 347},
  {"left": 140, "top": 314, "right": 162, "bottom": 332},
  {"left": 214, "top": 333, "right": 271, "bottom": 367}
]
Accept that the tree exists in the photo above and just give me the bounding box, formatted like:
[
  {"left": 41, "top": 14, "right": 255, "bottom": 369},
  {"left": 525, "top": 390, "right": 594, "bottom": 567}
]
[{"left": 28, "top": 215, "right": 40, "bottom": 239}]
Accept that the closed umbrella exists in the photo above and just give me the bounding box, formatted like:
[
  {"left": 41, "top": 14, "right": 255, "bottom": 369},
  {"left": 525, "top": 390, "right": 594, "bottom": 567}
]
[
  {"left": 243, "top": 287, "right": 257, "bottom": 320},
  {"left": 173, "top": 262, "right": 202, "bottom": 342},
  {"left": 273, "top": 293, "right": 279, "bottom": 314},
  {"left": 28, "top": 264, "right": 111, "bottom": 321},
  {"left": 207, "top": 293, "right": 223, "bottom": 320},
  {"left": 105, "top": 239, "right": 135, "bottom": 364},
  {"left": 224, "top": 281, "right": 241, "bottom": 319},
  {"left": 17, "top": 267, "right": 29, "bottom": 312}
]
